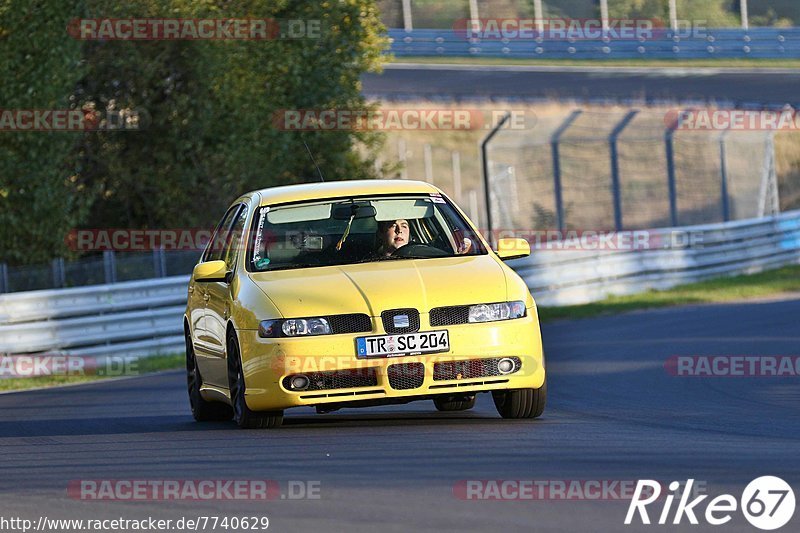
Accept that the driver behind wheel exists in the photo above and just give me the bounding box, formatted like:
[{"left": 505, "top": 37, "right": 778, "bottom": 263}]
[
  {"left": 377, "top": 219, "right": 410, "bottom": 256},
  {"left": 376, "top": 218, "right": 472, "bottom": 257}
]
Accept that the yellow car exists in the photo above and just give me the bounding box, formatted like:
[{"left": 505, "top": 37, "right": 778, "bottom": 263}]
[{"left": 184, "top": 179, "right": 546, "bottom": 428}]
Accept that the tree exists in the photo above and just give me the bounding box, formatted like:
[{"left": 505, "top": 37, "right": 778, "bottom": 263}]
[
  {"left": 0, "top": 0, "right": 91, "bottom": 264},
  {"left": 74, "top": 0, "right": 389, "bottom": 233},
  {"left": 0, "top": 0, "right": 389, "bottom": 264}
]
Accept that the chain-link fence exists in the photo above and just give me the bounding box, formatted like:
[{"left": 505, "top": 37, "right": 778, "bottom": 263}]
[
  {"left": 484, "top": 108, "right": 781, "bottom": 233},
  {"left": 0, "top": 250, "right": 199, "bottom": 294},
  {"left": 3, "top": 106, "right": 795, "bottom": 294},
  {"left": 376, "top": 104, "right": 795, "bottom": 236}
]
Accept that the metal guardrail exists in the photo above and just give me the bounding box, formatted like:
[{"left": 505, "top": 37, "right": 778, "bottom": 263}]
[
  {"left": 0, "top": 211, "right": 798, "bottom": 359},
  {"left": 388, "top": 28, "right": 800, "bottom": 59},
  {"left": 0, "top": 276, "right": 188, "bottom": 357},
  {"left": 0, "top": 276, "right": 188, "bottom": 324},
  {"left": 510, "top": 210, "right": 800, "bottom": 306}
]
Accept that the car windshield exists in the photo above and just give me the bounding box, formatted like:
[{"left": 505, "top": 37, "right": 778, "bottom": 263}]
[{"left": 248, "top": 194, "right": 486, "bottom": 272}]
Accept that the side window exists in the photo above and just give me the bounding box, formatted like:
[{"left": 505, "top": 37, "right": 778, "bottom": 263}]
[
  {"left": 222, "top": 205, "right": 248, "bottom": 271},
  {"left": 203, "top": 205, "right": 242, "bottom": 263}
]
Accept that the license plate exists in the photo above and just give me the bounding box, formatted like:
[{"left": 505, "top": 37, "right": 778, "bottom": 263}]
[{"left": 356, "top": 330, "right": 449, "bottom": 359}]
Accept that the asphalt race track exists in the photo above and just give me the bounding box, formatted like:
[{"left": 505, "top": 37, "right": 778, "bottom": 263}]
[
  {"left": 1, "top": 297, "right": 798, "bottom": 532},
  {"left": 362, "top": 64, "right": 800, "bottom": 107}
]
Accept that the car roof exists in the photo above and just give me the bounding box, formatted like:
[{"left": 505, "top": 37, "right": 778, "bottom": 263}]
[{"left": 250, "top": 179, "right": 441, "bottom": 207}]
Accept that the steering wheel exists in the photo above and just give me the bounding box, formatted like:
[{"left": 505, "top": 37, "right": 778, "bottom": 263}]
[{"left": 392, "top": 243, "right": 450, "bottom": 258}]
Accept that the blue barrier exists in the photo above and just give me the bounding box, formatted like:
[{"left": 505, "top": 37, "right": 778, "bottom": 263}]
[{"left": 388, "top": 28, "right": 800, "bottom": 59}]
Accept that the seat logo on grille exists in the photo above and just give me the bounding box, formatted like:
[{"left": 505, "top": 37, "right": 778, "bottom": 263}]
[{"left": 393, "top": 314, "right": 410, "bottom": 328}]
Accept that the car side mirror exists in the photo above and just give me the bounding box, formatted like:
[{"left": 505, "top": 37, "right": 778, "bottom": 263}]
[
  {"left": 193, "top": 260, "right": 229, "bottom": 282},
  {"left": 495, "top": 238, "right": 530, "bottom": 260}
]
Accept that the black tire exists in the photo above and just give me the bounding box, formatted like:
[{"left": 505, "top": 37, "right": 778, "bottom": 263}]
[
  {"left": 433, "top": 395, "right": 476, "bottom": 412},
  {"left": 227, "top": 332, "right": 283, "bottom": 429},
  {"left": 186, "top": 331, "right": 232, "bottom": 422},
  {"left": 492, "top": 381, "right": 546, "bottom": 419}
]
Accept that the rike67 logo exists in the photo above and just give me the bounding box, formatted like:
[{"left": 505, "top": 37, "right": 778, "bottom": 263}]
[{"left": 626, "top": 477, "right": 795, "bottom": 530}]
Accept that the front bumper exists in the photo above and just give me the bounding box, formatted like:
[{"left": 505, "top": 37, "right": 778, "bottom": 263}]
[{"left": 233, "top": 310, "right": 545, "bottom": 412}]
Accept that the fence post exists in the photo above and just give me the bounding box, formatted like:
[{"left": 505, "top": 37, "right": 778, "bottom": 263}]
[
  {"left": 402, "top": 0, "right": 413, "bottom": 32},
  {"left": 665, "top": 116, "right": 680, "bottom": 227},
  {"left": 423, "top": 143, "right": 433, "bottom": 184},
  {"left": 51, "top": 258, "right": 66, "bottom": 289},
  {"left": 103, "top": 250, "right": 117, "bottom": 284},
  {"left": 609, "top": 110, "right": 638, "bottom": 231},
  {"left": 740, "top": 0, "right": 749, "bottom": 31},
  {"left": 451, "top": 151, "right": 462, "bottom": 204},
  {"left": 533, "top": 0, "right": 544, "bottom": 34},
  {"left": 758, "top": 132, "right": 780, "bottom": 217},
  {"left": 468, "top": 0, "right": 479, "bottom": 25},
  {"left": 669, "top": 0, "right": 678, "bottom": 32},
  {"left": 481, "top": 112, "right": 511, "bottom": 249},
  {"left": 551, "top": 110, "right": 582, "bottom": 232},
  {"left": 599, "top": 0, "right": 610, "bottom": 34},
  {"left": 719, "top": 128, "right": 731, "bottom": 222},
  {"left": 0, "top": 263, "right": 8, "bottom": 293},
  {"left": 153, "top": 247, "right": 167, "bottom": 277},
  {"left": 398, "top": 138, "right": 408, "bottom": 180},
  {"left": 468, "top": 190, "right": 481, "bottom": 229}
]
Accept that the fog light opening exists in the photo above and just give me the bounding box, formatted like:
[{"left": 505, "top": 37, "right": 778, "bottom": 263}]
[
  {"left": 289, "top": 374, "right": 310, "bottom": 390},
  {"left": 497, "top": 358, "right": 516, "bottom": 375}
]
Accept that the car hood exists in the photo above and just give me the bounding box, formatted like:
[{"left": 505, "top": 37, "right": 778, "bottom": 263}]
[{"left": 248, "top": 255, "right": 507, "bottom": 318}]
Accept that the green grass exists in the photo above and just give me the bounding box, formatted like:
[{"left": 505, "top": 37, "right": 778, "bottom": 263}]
[
  {"left": 0, "top": 353, "right": 184, "bottom": 392},
  {"left": 136, "top": 353, "right": 184, "bottom": 373},
  {"left": 538, "top": 265, "right": 800, "bottom": 322},
  {"left": 390, "top": 56, "right": 800, "bottom": 69}
]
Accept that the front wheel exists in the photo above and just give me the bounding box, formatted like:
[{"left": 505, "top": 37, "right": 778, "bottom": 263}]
[
  {"left": 227, "top": 332, "right": 283, "bottom": 429},
  {"left": 492, "top": 381, "right": 546, "bottom": 419}
]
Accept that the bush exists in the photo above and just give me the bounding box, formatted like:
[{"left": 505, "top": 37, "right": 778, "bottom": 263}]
[{"left": 0, "top": 0, "right": 389, "bottom": 265}]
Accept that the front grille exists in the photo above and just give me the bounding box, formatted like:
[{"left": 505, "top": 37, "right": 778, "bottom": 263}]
[
  {"left": 433, "top": 357, "right": 521, "bottom": 381},
  {"left": 429, "top": 305, "right": 470, "bottom": 327},
  {"left": 283, "top": 368, "right": 378, "bottom": 392},
  {"left": 328, "top": 313, "right": 372, "bottom": 334},
  {"left": 387, "top": 362, "right": 425, "bottom": 390},
  {"left": 381, "top": 309, "right": 420, "bottom": 334}
]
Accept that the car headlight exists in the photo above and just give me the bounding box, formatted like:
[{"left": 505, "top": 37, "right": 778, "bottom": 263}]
[
  {"left": 258, "top": 318, "right": 331, "bottom": 338},
  {"left": 468, "top": 301, "right": 526, "bottom": 323}
]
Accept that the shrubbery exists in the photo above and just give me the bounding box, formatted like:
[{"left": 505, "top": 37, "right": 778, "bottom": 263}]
[{"left": 0, "top": 0, "right": 388, "bottom": 265}]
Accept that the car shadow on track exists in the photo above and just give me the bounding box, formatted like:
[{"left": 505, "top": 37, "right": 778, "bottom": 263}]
[{"left": 0, "top": 409, "right": 552, "bottom": 438}]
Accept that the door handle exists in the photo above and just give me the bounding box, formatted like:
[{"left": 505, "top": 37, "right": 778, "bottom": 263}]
[{"left": 203, "top": 294, "right": 210, "bottom": 302}]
